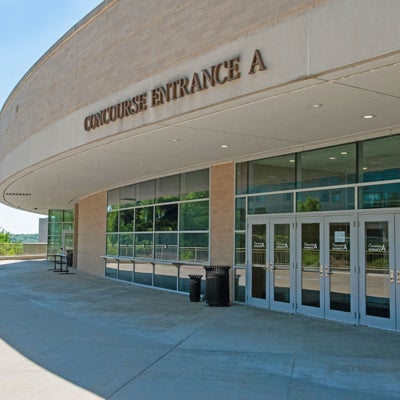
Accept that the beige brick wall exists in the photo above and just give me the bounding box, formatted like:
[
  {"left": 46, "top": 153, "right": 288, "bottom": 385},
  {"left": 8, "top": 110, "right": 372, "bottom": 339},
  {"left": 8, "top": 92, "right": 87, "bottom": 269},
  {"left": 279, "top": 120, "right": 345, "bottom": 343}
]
[
  {"left": 76, "top": 191, "right": 106, "bottom": 276},
  {"left": 0, "top": 0, "right": 327, "bottom": 161},
  {"left": 210, "top": 161, "right": 235, "bottom": 266}
]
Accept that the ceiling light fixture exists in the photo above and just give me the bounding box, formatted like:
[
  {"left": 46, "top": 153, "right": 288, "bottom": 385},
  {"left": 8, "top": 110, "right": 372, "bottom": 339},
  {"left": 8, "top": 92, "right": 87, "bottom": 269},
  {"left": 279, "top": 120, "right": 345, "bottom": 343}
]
[
  {"left": 221, "top": 144, "right": 229, "bottom": 148},
  {"left": 329, "top": 157, "right": 336, "bottom": 160},
  {"left": 310, "top": 104, "right": 323, "bottom": 108},
  {"left": 340, "top": 151, "right": 349, "bottom": 155},
  {"left": 363, "top": 114, "right": 376, "bottom": 119}
]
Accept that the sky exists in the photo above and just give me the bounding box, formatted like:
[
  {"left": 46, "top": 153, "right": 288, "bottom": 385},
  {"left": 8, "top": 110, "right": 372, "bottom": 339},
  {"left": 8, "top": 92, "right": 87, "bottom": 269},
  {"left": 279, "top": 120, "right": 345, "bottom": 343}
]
[{"left": 0, "top": 0, "right": 102, "bottom": 234}]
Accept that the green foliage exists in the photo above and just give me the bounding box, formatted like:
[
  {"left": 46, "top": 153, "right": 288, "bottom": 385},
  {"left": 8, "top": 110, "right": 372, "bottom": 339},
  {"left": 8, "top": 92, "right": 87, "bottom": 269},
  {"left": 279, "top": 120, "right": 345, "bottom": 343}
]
[
  {"left": 302, "top": 250, "right": 319, "bottom": 266},
  {"left": 0, "top": 228, "right": 24, "bottom": 255},
  {"left": 297, "top": 197, "right": 321, "bottom": 212}
]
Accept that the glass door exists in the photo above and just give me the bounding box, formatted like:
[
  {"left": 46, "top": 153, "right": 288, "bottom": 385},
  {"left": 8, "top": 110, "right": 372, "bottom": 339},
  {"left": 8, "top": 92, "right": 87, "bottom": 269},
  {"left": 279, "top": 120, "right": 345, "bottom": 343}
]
[
  {"left": 324, "top": 216, "right": 356, "bottom": 323},
  {"left": 248, "top": 219, "right": 268, "bottom": 307},
  {"left": 296, "top": 215, "right": 356, "bottom": 322},
  {"left": 248, "top": 217, "right": 294, "bottom": 311},
  {"left": 296, "top": 217, "right": 324, "bottom": 318},
  {"left": 396, "top": 215, "right": 400, "bottom": 332},
  {"left": 269, "top": 219, "right": 294, "bottom": 313},
  {"left": 359, "top": 214, "right": 395, "bottom": 330}
]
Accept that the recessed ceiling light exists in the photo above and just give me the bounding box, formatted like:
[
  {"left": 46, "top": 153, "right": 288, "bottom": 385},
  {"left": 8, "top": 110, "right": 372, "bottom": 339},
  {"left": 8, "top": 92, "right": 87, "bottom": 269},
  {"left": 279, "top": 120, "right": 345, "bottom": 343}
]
[
  {"left": 329, "top": 157, "right": 336, "bottom": 160},
  {"left": 362, "top": 167, "right": 368, "bottom": 170},
  {"left": 310, "top": 104, "right": 323, "bottom": 108},
  {"left": 170, "top": 138, "right": 180, "bottom": 142},
  {"left": 340, "top": 151, "right": 349, "bottom": 155},
  {"left": 363, "top": 114, "right": 376, "bottom": 119},
  {"left": 221, "top": 144, "right": 229, "bottom": 148},
  {"left": 289, "top": 159, "right": 295, "bottom": 163}
]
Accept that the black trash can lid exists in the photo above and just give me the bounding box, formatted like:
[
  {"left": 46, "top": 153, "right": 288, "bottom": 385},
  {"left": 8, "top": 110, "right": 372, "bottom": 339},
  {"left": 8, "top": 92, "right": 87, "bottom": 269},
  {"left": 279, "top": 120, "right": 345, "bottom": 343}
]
[{"left": 188, "top": 274, "right": 203, "bottom": 279}]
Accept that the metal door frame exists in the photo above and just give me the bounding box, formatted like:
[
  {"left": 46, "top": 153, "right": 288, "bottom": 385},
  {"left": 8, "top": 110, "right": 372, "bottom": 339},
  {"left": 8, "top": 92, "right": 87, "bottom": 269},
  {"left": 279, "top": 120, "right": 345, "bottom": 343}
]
[{"left": 358, "top": 213, "right": 395, "bottom": 330}]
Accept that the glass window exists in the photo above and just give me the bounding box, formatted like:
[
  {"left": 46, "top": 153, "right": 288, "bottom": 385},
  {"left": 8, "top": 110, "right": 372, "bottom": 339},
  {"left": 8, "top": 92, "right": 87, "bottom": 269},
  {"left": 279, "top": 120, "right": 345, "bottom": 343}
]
[
  {"left": 118, "top": 260, "right": 133, "bottom": 282},
  {"left": 120, "top": 185, "right": 136, "bottom": 208},
  {"left": 236, "top": 162, "right": 248, "bottom": 195},
  {"left": 359, "top": 135, "right": 400, "bottom": 182},
  {"left": 179, "top": 233, "right": 209, "bottom": 262},
  {"left": 154, "top": 233, "right": 178, "bottom": 260},
  {"left": 155, "top": 204, "right": 178, "bottom": 231},
  {"left": 119, "top": 209, "right": 134, "bottom": 232},
  {"left": 156, "top": 175, "right": 180, "bottom": 203},
  {"left": 235, "top": 232, "right": 246, "bottom": 266},
  {"left": 134, "top": 262, "right": 153, "bottom": 286},
  {"left": 63, "top": 211, "right": 74, "bottom": 222},
  {"left": 179, "top": 201, "right": 209, "bottom": 231},
  {"left": 154, "top": 264, "right": 177, "bottom": 290},
  {"left": 297, "top": 144, "right": 356, "bottom": 189},
  {"left": 136, "top": 180, "right": 155, "bottom": 205},
  {"left": 48, "top": 223, "right": 62, "bottom": 236},
  {"left": 105, "top": 259, "right": 118, "bottom": 279},
  {"left": 107, "top": 189, "right": 120, "bottom": 210},
  {"left": 296, "top": 188, "right": 355, "bottom": 212},
  {"left": 234, "top": 268, "right": 246, "bottom": 302},
  {"left": 248, "top": 193, "right": 293, "bottom": 214},
  {"left": 135, "top": 233, "right": 153, "bottom": 258},
  {"left": 248, "top": 154, "right": 296, "bottom": 194},
  {"left": 119, "top": 233, "right": 133, "bottom": 257},
  {"left": 235, "top": 197, "right": 246, "bottom": 230},
  {"left": 47, "top": 237, "right": 62, "bottom": 255},
  {"left": 359, "top": 183, "right": 400, "bottom": 209},
  {"left": 49, "top": 210, "right": 63, "bottom": 223},
  {"left": 135, "top": 207, "right": 153, "bottom": 232},
  {"left": 106, "top": 234, "right": 119, "bottom": 256},
  {"left": 106, "top": 211, "right": 119, "bottom": 233},
  {"left": 180, "top": 169, "right": 209, "bottom": 200}
]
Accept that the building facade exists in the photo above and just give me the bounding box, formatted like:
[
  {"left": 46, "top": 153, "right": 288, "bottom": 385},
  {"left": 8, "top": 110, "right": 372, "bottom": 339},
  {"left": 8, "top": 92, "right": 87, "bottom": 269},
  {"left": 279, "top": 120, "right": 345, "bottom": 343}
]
[{"left": 1, "top": 0, "right": 400, "bottom": 331}]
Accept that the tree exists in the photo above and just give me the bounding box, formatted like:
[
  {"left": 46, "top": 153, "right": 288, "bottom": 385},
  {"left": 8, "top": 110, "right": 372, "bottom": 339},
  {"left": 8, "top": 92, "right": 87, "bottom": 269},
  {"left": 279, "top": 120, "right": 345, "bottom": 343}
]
[{"left": 0, "top": 228, "right": 23, "bottom": 255}]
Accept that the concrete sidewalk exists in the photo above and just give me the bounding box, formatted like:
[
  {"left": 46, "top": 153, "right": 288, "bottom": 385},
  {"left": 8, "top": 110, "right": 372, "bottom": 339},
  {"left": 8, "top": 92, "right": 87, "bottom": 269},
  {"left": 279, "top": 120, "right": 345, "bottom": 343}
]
[{"left": 0, "top": 259, "right": 399, "bottom": 400}]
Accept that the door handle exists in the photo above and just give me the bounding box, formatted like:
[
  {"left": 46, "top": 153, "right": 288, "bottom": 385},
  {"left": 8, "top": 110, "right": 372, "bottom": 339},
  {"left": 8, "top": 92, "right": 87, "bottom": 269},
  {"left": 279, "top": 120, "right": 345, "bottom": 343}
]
[
  {"left": 270, "top": 262, "right": 274, "bottom": 271},
  {"left": 397, "top": 271, "right": 400, "bottom": 284},
  {"left": 320, "top": 265, "right": 324, "bottom": 277},
  {"left": 390, "top": 269, "right": 394, "bottom": 283}
]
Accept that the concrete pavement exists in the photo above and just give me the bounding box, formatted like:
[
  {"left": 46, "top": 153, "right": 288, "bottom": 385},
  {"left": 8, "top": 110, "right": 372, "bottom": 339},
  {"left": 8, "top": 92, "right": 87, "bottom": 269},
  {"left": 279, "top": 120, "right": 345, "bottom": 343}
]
[{"left": 0, "top": 259, "right": 399, "bottom": 400}]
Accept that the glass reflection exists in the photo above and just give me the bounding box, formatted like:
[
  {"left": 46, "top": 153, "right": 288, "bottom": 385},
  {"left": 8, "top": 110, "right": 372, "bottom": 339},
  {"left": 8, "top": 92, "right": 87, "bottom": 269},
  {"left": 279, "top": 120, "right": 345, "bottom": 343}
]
[
  {"left": 235, "top": 268, "right": 246, "bottom": 302},
  {"left": 180, "top": 201, "right": 209, "bottom": 231},
  {"left": 135, "top": 233, "right": 153, "bottom": 258},
  {"left": 273, "top": 224, "right": 290, "bottom": 303},
  {"left": 118, "top": 260, "right": 133, "bottom": 282},
  {"left": 134, "top": 262, "right": 153, "bottom": 286},
  {"left": 154, "top": 264, "right": 177, "bottom": 290},
  {"left": 155, "top": 204, "right": 178, "bottom": 231},
  {"left": 301, "top": 223, "right": 320, "bottom": 307},
  {"left": 105, "top": 259, "right": 118, "bottom": 279},
  {"left": 359, "top": 135, "right": 400, "bottom": 182},
  {"left": 179, "top": 233, "right": 208, "bottom": 262},
  {"left": 365, "top": 221, "right": 390, "bottom": 318},
  {"left": 297, "top": 144, "right": 356, "bottom": 189},
  {"left": 251, "top": 224, "right": 266, "bottom": 299},
  {"left": 329, "top": 223, "right": 350, "bottom": 312}
]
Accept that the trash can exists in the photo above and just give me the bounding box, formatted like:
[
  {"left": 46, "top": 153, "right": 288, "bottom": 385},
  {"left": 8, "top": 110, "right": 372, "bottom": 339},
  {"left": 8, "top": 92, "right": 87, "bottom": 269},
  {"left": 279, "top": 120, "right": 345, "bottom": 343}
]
[
  {"left": 188, "top": 274, "right": 202, "bottom": 302},
  {"left": 204, "top": 266, "right": 231, "bottom": 306},
  {"left": 66, "top": 250, "right": 73, "bottom": 267}
]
